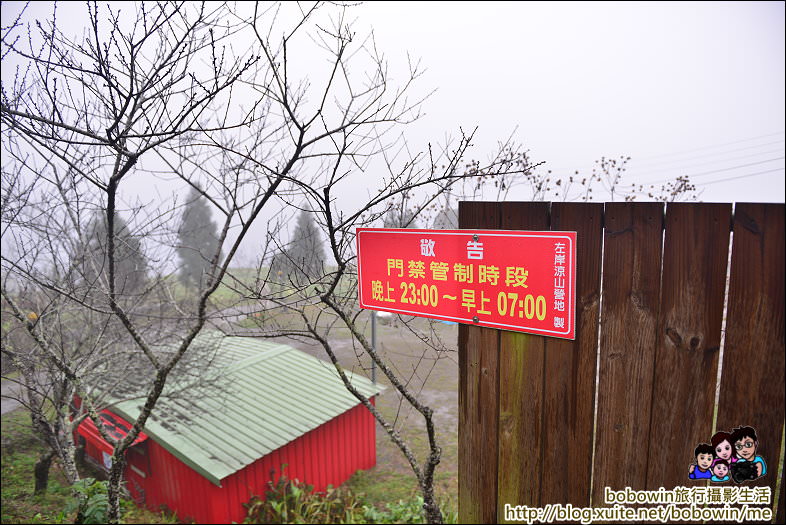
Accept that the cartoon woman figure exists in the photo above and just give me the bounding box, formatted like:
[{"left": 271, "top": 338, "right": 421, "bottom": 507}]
[{"left": 711, "top": 431, "right": 737, "bottom": 467}]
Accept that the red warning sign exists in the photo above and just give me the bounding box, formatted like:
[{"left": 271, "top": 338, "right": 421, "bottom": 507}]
[{"left": 357, "top": 228, "right": 577, "bottom": 339}]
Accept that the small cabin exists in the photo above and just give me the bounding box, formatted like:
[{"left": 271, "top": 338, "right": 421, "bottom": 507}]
[{"left": 76, "top": 336, "right": 382, "bottom": 523}]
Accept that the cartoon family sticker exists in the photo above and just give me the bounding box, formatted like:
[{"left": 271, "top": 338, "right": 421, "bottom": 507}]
[{"left": 688, "top": 425, "right": 767, "bottom": 483}]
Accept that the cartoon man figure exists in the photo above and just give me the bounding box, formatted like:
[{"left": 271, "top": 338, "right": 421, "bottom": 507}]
[
  {"left": 730, "top": 425, "right": 766, "bottom": 479},
  {"left": 688, "top": 443, "right": 714, "bottom": 479},
  {"left": 711, "top": 459, "right": 730, "bottom": 482}
]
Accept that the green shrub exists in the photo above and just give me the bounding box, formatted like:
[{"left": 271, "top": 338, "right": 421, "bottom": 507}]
[
  {"left": 243, "top": 470, "right": 365, "bottom": 524},
  {"left": 362, "top": 496, "right": 426, "bottom": 523},
  {"left": 243, "top": 466, "right": 458, "bottom": 524},
  {"left": 64, "top": 477, "right": 109, "bottom": 524}
]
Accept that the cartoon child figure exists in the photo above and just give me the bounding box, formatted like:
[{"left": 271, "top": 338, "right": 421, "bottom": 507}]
[
  {"left": 730, "top": 426, "right": 766, "bottom": 479},
  {"left": 711, "top": 430, "right": 737, "bottom": 466},
  {"left": 711, "top": 459, "right": 730, "bottom": 482},
  {"left": 688, "top": 443, "right": 714, "bottom": 479}
]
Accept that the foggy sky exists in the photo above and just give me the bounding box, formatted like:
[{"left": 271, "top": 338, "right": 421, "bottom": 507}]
[
  {"left": 355, "top": 1, "right": 785, "bottom": 203},
  {"left": 2, "top": 1, "right": 783, "bottom": 268}
]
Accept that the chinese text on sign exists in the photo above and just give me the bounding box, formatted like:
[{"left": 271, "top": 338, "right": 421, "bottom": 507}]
[{"left": 356, "top": 228, "right": 577, "bottom": 339}]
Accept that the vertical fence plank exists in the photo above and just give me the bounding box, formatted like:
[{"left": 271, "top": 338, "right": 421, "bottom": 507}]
[
  {"left": 458, "top": 202, "right": 500, "bottom": 524},
  {"left": 592, "top": 202, "right": 664, "bottom": 504},
  {"left": 715, "top": 203, "right": 784, "bottom": 515},
  {"left": 496, "top": 202, "right": 550, "bottom": 522},
  {"left": 646, "top": 203, "right": 731, "bottom": 489},
  {"left": 540, "top": 202, "right": 603, "bottom": 507},
  {"left": 778, "top": 459, "right": 785, "bottom": 524}
]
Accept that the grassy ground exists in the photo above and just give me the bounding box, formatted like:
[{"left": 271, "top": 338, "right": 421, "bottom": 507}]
[
  {"left": 0, "top": 409, "right": 178, "bottom": 524},
  {"left": 1, "top": 410, "right": 71, "bottom": 524}
]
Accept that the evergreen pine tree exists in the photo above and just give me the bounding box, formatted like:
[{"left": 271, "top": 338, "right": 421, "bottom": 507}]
[
  {"left": 177, "top": 188, "right": 221, "bottom": 289},
  {"left": 82, "top": 212, "right": 148, "bottom": 295},
  {"left": 271, "top": 210, "right": 325, "bottom": 286}
]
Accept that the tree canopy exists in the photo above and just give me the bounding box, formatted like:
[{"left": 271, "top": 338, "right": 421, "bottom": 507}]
[
  {"left": 81, "top": 212, "right": 147, "bottom": 297},
  {"left": 270, "top": 210, "right": 325, "bottom": 287},
  {"left": 177, "top": 188, "right": 221, "bottom": 290}
]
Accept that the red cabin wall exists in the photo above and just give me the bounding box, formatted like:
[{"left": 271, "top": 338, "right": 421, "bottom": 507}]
[
  {"left": 81, "top": 399, "right": 377, "bottom": 524},
  {"left": 218, "top": 398, "right": 377, "bottom": 524},
  {"left": 124, "top": 438, "right": 220, "bottom": 523}
]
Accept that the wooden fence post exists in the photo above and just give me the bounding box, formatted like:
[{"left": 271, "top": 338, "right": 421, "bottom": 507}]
[
  {"left": 646, "top": 203, "right": 731, "bottom": 489},
  {"left": 496, "top": 202, "right": 550, "bottom": 522},
  {"left": 592, "top": 202, "right": 664, "bottom": 501},
  {"left": 458, "top": 202, "right": 501, "bottom": 524},
  {"left": 716, "top": 203, "right": 784, "bottom": 518},
  {"left": 539, "top": 202, "right": 602, "bottom": 507}
]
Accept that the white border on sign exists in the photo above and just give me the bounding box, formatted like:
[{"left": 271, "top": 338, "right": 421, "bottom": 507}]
[{"left": 356, "top": 228, "right": 576, "bottom": 337}]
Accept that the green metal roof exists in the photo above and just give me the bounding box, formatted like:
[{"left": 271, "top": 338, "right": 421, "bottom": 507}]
[{"left": 111, "top": 335, "right": 383, "bottom": 487}]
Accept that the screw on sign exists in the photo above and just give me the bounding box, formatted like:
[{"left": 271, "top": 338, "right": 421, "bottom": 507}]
[{"left": 356, "top": 228, "right": 577, "bottom": 339}]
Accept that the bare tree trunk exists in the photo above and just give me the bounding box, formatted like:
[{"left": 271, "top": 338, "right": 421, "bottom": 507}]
[
  {"left": 75, "top": 438, "right": 86, "bottom": 469},
  {"left": 423, "top": 494, "right": 443, "bottom": 525},
  {"left": 34, "top": 450, "right": 55, "bottom": 494},
  {"left": 106, "top": 454, "right": 127, "bottom": 523},
  {"left": 57, "top": 430, "right": 82, "bottom": 486}
]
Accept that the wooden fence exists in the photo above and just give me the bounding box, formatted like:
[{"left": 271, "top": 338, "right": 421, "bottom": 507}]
[{"left": 458, "top": 202, "right": 784, "bottom": 523}]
